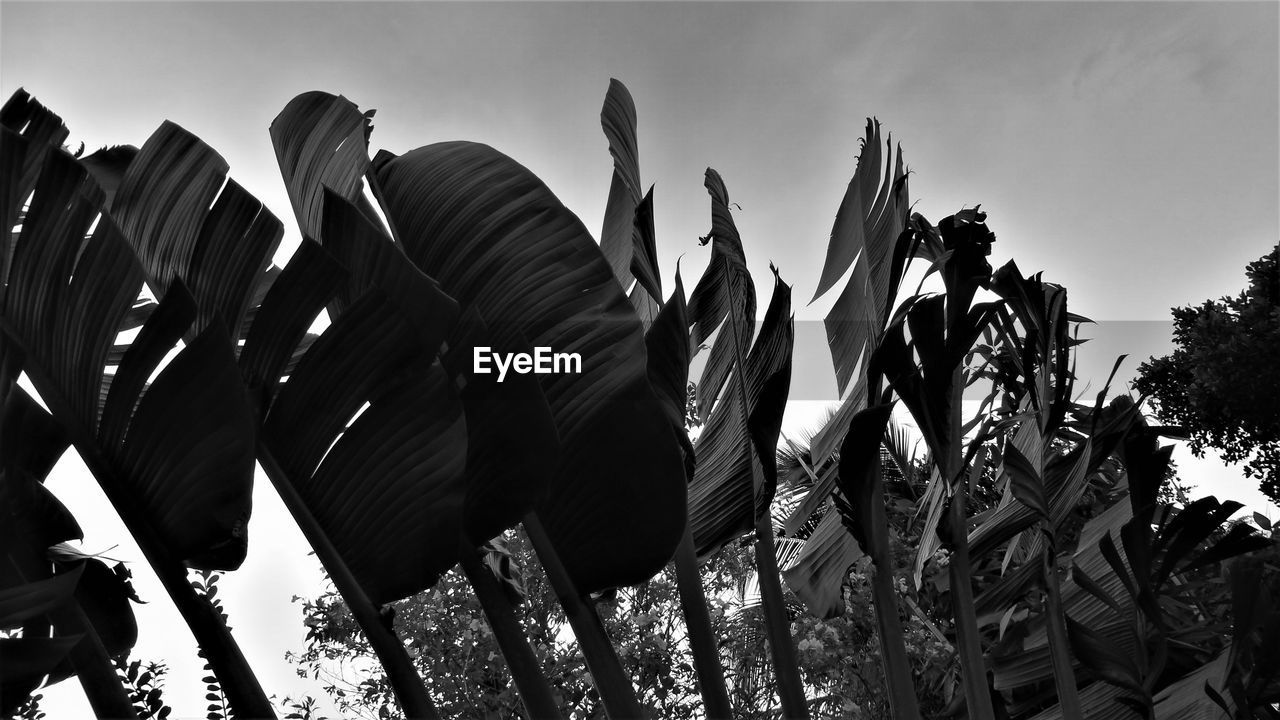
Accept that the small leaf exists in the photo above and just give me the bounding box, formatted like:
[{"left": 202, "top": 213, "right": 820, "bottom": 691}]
[
  {"left": 1253, "top": 512, "right": 1273, "bottom": 531},
  {"left": 1005, "top": 440, "right": 1048, "bottom": 519},
  {"left": 1067, "top": 616, "right": 1146, "bottom": 697}
]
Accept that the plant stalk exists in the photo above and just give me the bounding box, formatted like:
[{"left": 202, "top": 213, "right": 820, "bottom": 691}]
[
  {"left": 671, "top": 525, "right": 733, "bottom": 720},
  {"left": 753, "top": 513, "right": 810, "bottom": 720},
  {"left": 1041, "top": 531, "right": 1082, "bottom": 717},
  {"left": 720, "top": 255, "right": 809, "bottom": 720},
  {"left": 257, "top": 443, "right": 440, "bottom": 720},
  {"left": 865, "top": 460, "right": 923, "bottom": 720},
  {"left": 458, "top": 542, "right": 565, "bottom": 720},
  {"left": 945, "top": 366, "right": 996, "bottom": 720},
  {"left": 523, "top": 511, "right": 646, "bottom": 720}
]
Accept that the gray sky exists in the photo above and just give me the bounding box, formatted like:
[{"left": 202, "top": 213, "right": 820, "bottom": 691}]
[{"left": 3, "top": 1, "right": 1277, "bottom": 717}]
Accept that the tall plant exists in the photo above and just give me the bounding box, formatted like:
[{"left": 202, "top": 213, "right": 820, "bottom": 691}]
[{"left": 0, "top": 90, "right": 274, "bottom": 718}]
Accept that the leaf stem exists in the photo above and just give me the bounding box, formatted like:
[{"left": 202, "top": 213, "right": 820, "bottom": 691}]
[
  {"left": 523, "top": 511, "right": 645, "bottom": 719},
  {"left": 671, "top": 525, "right": 733, "bottom": 719},
  {"left": 458, "top": 542, "right": 564, "bottom": 720}
]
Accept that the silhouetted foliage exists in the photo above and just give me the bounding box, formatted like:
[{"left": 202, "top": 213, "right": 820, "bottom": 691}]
[{"left": 1136, "top": 247, "right": 1280, "bottom": 503}]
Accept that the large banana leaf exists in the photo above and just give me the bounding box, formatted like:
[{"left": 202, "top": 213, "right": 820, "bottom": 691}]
[
  {"left": 682, "top": 241, "right": 804, "bottom": 716},
  {"left": 270, "top": 92, "right": 568, "bottom": 585},
  {"left": 370, "top": 138, "right": 687, "bottom": 592},
  {"left": 270, "top": 96, "right": 578, "bottom": 717},
  {"left": 0, "top": 105, "right": 256, "bottom": 570},
  {"left": 316, "top": 192, "right": 558, "bottom": 589},
  {"left": 0, "top": 90, "right": 68, "bottom": 236},
  {"left": 261, "top": 288, "right": 467, "bottom": 601},
  {"left": 109, "top": 98, "right": 540, "bottom": 606},
  {"left": 0, "top": 395, "right": 79, "bottom": 712}
]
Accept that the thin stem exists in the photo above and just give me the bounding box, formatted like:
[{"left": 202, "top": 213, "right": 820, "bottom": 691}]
[
  {"left": 720, "top": 257, "right": 809, "bottom": 720},
  {"left": 945, "top": 366, "right": 996, "bottom": 720},
  {"left": 257, "top": 442, "right": 440, "bottom": 720},
  {"left": 458, "top": 542, "right": 564, "bottom": 720},
  {"left": 1041, "top": 531, "right": 1082, "bottom": 717},
  {"left": 865, "top": 460, "right": 923, "bottom": 720},
  {"left": 523, "top": 512, "right": 645, "bottom": 719},
  {"left": 753, "top": 513, "right": 811, "bottom": 720},
  {"left": 671, "top": 525, "right": 732, "bottom": 720}
]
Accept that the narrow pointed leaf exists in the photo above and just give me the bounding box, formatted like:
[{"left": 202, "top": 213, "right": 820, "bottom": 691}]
[
  {"left": 688, "top": 169, "right": 754, "bottom": 350},
  {"left": 645, "top": 269, "right": 691, "bottom": 438},
  {"left": 599, "top": 78, "right": 642, "bottom": 287},
  {"left": 630, "top": 186, "right": 662, "bottom": 302}
]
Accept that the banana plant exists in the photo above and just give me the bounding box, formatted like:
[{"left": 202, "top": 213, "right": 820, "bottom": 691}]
[
  {"left": 0, "top": 89, "right": 274, "bottom": 718},
  {"left": 2, "top": 87, "right": 555, "bottom": 719},
  {"left": 592, "top": 78, "right": 738, "bottom": 717},
  {"left": 778, "top": 122, "right": 933, "bottom": 720},
  {"left": 270, "top": 89, "right": 692, "bottom": 718},
  {"left": 828, "top": 402, "right": 922, "bottom": 719},
  {"left": 680, "top": 168, "right": 803, "bottom": 718},
  {"left": 782, "top": 121, "right": 923, "bottom": 625},
  {"left": 87, "top": 93, "right": 558, "bottom": 720}
]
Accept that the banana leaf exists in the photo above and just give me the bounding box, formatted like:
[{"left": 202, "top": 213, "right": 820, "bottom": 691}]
[{"left": 371, "top": 139, "right": 687, "bottom": 593}]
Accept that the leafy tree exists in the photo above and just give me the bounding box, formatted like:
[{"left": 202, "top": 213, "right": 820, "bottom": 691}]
[
  {"left": 1136, "top": 247, "right": 1280, "bottom": 503},
  {"left": 292, "top": 529, "right": 727, "bottom": 720},
  {"left": 289, "top": 455, "right": 963, "bottom": 719}
]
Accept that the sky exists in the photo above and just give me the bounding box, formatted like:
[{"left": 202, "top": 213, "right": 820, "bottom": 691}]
[{"left": 2, "top": 1, "right": 1277, "bottom": 718}]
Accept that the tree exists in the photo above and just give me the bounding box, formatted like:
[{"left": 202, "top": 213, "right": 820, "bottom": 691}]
[{"left": 1135, "top": 247, "right": 1280, "bottom": 503}]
